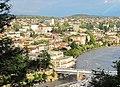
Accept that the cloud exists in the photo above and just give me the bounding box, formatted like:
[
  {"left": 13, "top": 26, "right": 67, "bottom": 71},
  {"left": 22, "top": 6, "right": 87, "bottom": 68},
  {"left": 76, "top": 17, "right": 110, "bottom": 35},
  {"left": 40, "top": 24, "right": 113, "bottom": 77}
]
[
  {"left": 104, "top": 0, "right": 108, "bottom": 3},
  {"left": 104, "top": 0, "right": 120, "bottom": 3}
]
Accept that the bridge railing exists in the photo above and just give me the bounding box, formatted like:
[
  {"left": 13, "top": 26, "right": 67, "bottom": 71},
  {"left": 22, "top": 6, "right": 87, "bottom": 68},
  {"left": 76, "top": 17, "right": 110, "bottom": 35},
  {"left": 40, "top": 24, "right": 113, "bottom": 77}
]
[{"left": 55, "top": 68, "right": 117, "bottom": 75}]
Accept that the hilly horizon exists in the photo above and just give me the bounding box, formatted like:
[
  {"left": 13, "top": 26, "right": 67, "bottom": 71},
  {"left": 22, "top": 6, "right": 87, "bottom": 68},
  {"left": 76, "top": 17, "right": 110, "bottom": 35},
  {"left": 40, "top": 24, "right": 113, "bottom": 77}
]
[{"left": 16, "top": 13, "right": 119, "bottom": 18}]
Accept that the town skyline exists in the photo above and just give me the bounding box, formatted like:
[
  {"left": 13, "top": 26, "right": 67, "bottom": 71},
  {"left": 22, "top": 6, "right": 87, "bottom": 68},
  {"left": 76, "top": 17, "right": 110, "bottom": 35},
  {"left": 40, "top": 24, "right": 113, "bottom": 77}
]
[
  {"left": 10, "top": 0, "right": 120, "bottom": 17},
  {"left": 1, "top": 0, "right": 120, "bottom": 86}
]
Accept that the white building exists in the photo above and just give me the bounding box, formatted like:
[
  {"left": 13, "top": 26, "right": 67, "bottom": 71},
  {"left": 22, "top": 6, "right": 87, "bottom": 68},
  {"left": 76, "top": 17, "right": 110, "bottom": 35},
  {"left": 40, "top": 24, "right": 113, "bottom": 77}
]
[
  {"left": 19, "top": 28, "right": 27, "bottom": 32},
  {"left": 44, "top": 19, "right": 55, "bottom": 25},
  {"left": 31, "top": 25, "right": 39, "bottom": 31},
  {"left": 50, "top": 19, "right": 55, "bottom": 25},
  {"left": 40, "top": 26, "right": 52, "bottom": 34},
  {"left": 73, "top": 24, "right": 80, "bottom": 32},
  {"left": 7, "top": 32, "right": 21, "bottom": 38},
  {"left": 48, "top": 51, "right": 75, "bottom": 69}
]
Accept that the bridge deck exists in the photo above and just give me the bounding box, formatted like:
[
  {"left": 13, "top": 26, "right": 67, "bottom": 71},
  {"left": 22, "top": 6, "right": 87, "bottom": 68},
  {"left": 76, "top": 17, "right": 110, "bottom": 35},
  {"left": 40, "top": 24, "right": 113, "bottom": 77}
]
[{"left": 55, "top": 69, "right": 117, "bottom": 75}]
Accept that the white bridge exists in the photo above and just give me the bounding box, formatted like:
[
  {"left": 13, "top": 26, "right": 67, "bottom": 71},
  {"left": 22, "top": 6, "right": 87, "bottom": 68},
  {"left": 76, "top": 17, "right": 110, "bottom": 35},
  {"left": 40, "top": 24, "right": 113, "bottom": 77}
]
[{"left": 55, "top": 68, "right": 117, "bottom": 75}]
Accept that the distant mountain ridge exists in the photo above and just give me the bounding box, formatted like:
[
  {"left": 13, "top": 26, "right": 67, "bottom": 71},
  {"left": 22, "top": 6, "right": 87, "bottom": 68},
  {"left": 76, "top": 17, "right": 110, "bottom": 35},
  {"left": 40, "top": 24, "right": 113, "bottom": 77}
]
[
  {"left": 70, "top": 14, "right": 97, "bottom": 17},
  {"left": 15, "top": 14, "right": 118, "bottom": 18}
]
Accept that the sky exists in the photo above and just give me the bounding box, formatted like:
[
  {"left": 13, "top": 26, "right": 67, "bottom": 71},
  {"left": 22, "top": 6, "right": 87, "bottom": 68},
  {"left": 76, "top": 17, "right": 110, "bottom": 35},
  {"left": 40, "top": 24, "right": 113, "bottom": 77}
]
[{"left": 9, "top": 0, "right": 120, "bottom": 17}]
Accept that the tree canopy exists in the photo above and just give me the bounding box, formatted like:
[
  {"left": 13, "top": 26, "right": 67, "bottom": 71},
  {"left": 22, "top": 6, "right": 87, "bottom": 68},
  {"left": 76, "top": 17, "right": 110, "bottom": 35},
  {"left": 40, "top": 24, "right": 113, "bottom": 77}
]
[
  {"left": 0, "top": 0, "right": 29, "bottom": 86},
  {"left": 90, "top": 59, "right": 120, "bottom": 87},
  {"left": 0, "top": 0, "right": 15, "bottom": 33}
]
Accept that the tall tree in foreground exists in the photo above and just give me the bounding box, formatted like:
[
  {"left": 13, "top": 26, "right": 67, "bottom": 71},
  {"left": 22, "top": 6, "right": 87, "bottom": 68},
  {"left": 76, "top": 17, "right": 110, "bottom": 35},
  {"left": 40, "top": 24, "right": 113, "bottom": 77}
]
[
  {"left": 0, "top": 0, "right": 14, "bottom": 33},
  {"left": 29, "top": 50, "right": 53, "bottom": 71},
  {"left": 0, "top": 0, "right": 28, "bottom": 86},
  {"left": 90, "top": 59, "right": 120, "bottom": 87},
  {"left": 0, "top": 38, "right": 29, "bottom": 86}
]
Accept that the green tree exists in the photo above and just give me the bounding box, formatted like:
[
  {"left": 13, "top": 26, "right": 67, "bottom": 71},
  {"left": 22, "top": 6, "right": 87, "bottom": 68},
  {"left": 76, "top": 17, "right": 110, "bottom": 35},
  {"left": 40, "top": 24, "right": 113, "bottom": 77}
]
[
  {"left": 33, "top": 73, "right": 42, "bottom": 81},
  {"left": 0, "top": 0, "right": 15, "bottom": 33},
  {"left": 116, "top": 31, "right": 120, "bottom": 38},
  {"left": 63, "top": 21, "right": 69, "bottom": 27},
  {"left": 80, "top": 23, "right": 93, "bottom": 30},
  {"left": 70, "top": 41, "right": 79, "bottom": 49},
  {"left": 86, "top": 23, "right": 93, "bottom": 30},
  {"left": 109, "top": 22, "right": 114, "bottom": 28},
  {"left": 80, "top": 23, "right": 87, "bottom": 29},
  {"left": 29, "top": 50, "right": 53, "bottom": 70},
  {"left": 104, "top": 26, "right": 109, "bottom": 32},
  {"left": 0, "top": 37, "right": 29, "bottom": 85},
  {"left": 116, "top": 22, "right": 120, "bottom": 28},
  {"left": 39, "top": 50, "right": 53, "bottom": 69},
  {"left": 113, "top": 59, "right": 120, "bottom": 78},
  {"left": 71, "top": 49, "right": 80, "bottom": 58},
  {"left": 42, "top": 73, "right": 48, "bottom": 80},
  {"left": 13, "top": 23, "right": 21, "bottom": 31},
  {"left": 64, "top": 42, "right": 80, "bottom": 58},
  {"left": 99, "top": 22, "right": 104, "bottom": 30},
  {"left": 87, "top": 32, "right": 97, "bottom": 46},
  {"left": 32, "top": 40, "right": 49, "bottom": 45},
  {"left": 0, "top": 0, "right": 29, "bottom": 86},
  {"left": 90, "top": 69, "right": 118, "bottom": 87},
  {"left": 90, "top": 59, "right": 120, "bottom": 87}
]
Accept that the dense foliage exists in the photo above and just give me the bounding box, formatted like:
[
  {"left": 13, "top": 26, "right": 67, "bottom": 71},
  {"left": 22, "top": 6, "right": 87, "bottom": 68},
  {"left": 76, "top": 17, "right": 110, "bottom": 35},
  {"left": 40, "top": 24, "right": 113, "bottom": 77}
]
[
  {"left": 90, "top": 59, "right": 120, "bottom": 87},
  {"left": 0, "top": 0, "right": 14, "bottom": 33},
  {"left": 29, "top": 50, "right": 53, "bottom": 71},
  {"left": 0, "top": 0, "right": 29, "bottom": 86},
  {"left": 0, "top": 37, "right": 29, "bottom": 85}
]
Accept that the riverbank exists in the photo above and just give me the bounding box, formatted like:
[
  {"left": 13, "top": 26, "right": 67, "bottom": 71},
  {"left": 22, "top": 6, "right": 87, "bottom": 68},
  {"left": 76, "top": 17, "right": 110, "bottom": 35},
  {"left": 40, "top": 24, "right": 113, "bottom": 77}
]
[
  {"left": 33, "top": 75, "right": 77, "bottom": 87},
  {"left": 76, "top": 44, "right": 120, "bottom": 60}
]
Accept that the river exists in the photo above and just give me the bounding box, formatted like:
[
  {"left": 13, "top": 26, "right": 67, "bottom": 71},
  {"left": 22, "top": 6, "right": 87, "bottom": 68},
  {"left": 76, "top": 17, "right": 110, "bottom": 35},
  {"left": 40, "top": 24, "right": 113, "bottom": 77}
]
[
  {"left": 76, "top": 46, "right": 120, "bottom": 71},
  {"left": 35, "top": 46, "right": 120, "bottom": 87}
]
